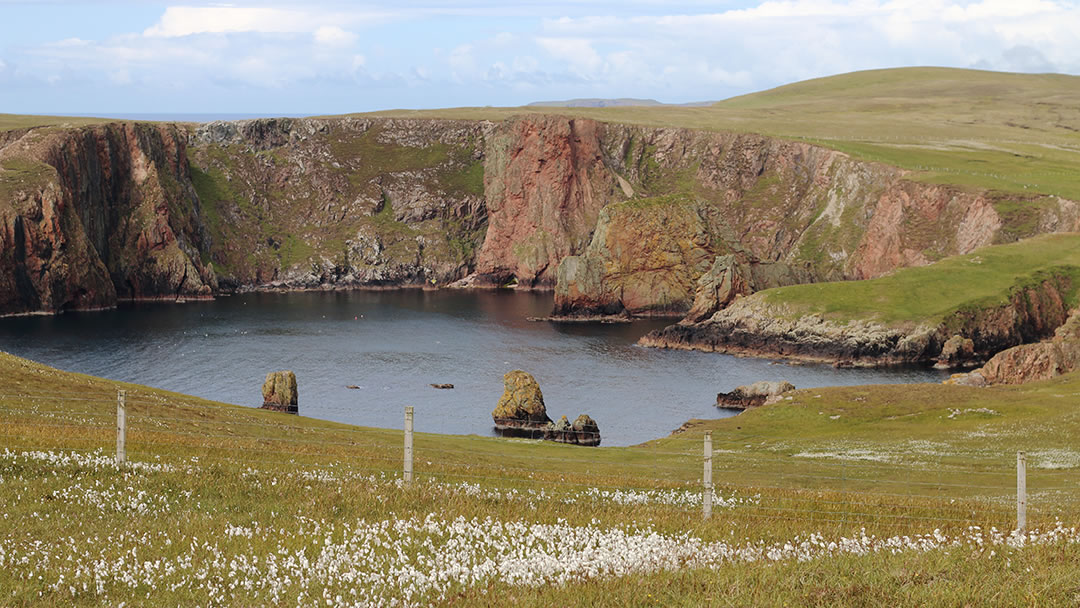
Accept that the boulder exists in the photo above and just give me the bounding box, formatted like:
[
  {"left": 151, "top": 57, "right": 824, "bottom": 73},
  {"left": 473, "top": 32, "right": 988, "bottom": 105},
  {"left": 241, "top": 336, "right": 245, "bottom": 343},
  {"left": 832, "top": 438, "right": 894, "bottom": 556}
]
[
  {"left": 716, "top": 380, "right": 795, "bottom": 410},
  {"left": 936, "top": 334, "right": 976, "bottom": 368},
  {"left": 261, "top": 371, "right": 298, "bottom": 414},
  {"left": 492, "top": 370, "right": 553, "bottom": 431},
  {"left": 543, "top": 413, "right": 602, "bottom": 447}
]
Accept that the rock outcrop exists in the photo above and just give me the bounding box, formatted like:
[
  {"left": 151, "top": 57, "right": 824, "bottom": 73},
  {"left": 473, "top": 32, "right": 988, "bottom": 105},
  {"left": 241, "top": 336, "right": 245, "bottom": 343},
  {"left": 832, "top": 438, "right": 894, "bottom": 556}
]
[
  {"left": 491, "top": 370, "right": 601, "bottom": 446},
  {"left": 492, "top": 370, "right": 553, "bottom": 431},
  {"left": 948, "top": 308, "right": 1080, "bottom": 385},
  {"left": 716, "top": 381, "right": 795, "bottom": 410},
  {"left": 261, "top": 370, "right": 298, "bottom": 414},
  {"left": 643, "top": 266, "right": 1079, "bottom": 367},
  {"left": 543, "top": 414, "right": 601, "bottom": 447}
]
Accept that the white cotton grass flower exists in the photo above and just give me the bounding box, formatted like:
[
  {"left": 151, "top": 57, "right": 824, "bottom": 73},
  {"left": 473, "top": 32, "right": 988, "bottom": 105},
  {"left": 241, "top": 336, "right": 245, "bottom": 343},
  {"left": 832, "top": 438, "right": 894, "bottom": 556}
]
[{"left": 2, "top": 448, "right": 1077, "bottom": 607}]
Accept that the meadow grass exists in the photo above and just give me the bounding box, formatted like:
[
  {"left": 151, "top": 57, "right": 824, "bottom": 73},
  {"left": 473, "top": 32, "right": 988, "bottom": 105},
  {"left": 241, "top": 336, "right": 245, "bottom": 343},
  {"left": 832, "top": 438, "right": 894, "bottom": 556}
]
[
  {"left": 759, "top": 232, "right": 1080, "bottom": 325},
  {"left": 2, "top": 347, "right": 1080, "bottom": 605}
]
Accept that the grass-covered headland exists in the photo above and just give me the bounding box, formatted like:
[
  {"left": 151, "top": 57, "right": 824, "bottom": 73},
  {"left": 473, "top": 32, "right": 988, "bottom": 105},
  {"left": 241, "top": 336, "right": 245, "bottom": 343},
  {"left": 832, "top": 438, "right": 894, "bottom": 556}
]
[{"left": 3, "top": 350, "right": 1080, "bottom": 606}]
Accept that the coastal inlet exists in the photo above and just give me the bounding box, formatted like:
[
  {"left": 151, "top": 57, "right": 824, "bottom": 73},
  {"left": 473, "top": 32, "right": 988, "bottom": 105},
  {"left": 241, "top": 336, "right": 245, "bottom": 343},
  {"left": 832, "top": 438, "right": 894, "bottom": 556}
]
[{"left": 0, "top": 290, "right": 948, "bottom": 446}]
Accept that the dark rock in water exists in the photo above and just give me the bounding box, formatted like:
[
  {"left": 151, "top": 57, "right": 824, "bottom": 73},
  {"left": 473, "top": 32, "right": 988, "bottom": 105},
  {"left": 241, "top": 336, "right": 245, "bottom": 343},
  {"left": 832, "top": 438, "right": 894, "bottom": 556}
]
[
  {"left": 716, "top": 380, "right": 794, "bottom": 410},
  {"left": 262, "top": 370, "right": 298, "bottom": 414},
  {"left": 546, "top": 413, "right": 601, "bottom": 446},
  {"left": 430, "top": 383, "right": 455, "bottom": 389},
  {"left": 491, "top": 370, "right": 601, "bottom": 446}
]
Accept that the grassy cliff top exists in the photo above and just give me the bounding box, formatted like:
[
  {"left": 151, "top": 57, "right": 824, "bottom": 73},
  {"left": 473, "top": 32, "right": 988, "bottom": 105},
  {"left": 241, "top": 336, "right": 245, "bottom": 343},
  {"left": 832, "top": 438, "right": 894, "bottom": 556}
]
[
  {"left": 370, "top": 67, "right": 1080, "bottom": 199},
  {"left": 5, "top": 68, "right": 1080, "bottom": 199},
  {"left": 761, "top": 232, "right": 1080, "bottom": 325}
]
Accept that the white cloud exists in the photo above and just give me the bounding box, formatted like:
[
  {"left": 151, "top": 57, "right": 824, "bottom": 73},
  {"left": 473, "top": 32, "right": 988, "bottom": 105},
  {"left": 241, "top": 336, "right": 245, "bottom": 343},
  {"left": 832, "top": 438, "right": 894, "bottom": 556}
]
[
  {"left": 7, "top": 0, "right": 1080, "bottom": 112},
  {"left": 144, "top": 7, "right": 315, "bottom": 37},
  {"left": 314, "top": 26, "right": 357, "bottom": 47},
  {"left": 536, "top": 37, "right": 602, "bottom": 75},
  {"left": 143, "top": 6, "right": 391, "bottom": 38}
]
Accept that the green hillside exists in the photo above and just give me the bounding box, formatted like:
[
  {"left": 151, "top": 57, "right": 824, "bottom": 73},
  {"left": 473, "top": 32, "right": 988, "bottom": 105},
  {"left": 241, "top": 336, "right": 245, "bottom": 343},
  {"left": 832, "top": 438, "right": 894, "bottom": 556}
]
[
  {"left": 762, "top": 232, "right": 1080, "bottom": 325},
  {"left": 371, "top": 67, "right": 1080, "bottom": 199}
]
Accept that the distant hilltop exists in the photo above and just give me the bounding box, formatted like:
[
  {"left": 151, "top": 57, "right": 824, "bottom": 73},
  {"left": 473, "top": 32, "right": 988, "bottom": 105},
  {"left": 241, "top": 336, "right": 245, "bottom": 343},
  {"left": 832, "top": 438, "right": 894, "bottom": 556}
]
[{"left": 527, "top": 98, "right": 715, "bottom": 108}]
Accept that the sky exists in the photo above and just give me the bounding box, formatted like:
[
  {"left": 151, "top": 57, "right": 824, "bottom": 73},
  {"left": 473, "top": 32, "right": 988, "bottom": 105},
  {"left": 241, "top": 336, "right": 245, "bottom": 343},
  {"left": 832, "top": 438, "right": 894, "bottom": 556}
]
[{"left": 1, "top": 0, "right": 1079, "bottom": 115}]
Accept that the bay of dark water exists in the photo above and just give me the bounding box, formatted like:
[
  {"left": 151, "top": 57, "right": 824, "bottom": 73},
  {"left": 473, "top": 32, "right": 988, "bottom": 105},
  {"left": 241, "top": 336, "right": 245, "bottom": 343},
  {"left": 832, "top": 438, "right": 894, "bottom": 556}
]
[{"left": 0, "top": 291, "right": 948, "bottom": 445}]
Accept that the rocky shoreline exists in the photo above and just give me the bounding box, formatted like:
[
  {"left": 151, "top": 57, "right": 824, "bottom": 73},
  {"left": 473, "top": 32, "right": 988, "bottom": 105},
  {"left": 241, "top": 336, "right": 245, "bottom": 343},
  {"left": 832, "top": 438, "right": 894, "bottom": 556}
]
[{"left": 639, "top": 269, "right": 1079, "bottom": 370}]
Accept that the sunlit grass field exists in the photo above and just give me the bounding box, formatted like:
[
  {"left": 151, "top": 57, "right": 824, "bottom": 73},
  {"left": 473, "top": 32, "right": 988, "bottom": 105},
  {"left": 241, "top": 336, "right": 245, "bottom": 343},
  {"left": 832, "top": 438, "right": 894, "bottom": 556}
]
[{"left": 3, "top": 348, "right": 1080, "bottom": 606}]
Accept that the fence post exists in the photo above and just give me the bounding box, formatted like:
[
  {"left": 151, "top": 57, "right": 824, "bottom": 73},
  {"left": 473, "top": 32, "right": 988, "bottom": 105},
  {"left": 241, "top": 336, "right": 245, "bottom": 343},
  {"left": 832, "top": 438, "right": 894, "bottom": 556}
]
[
  {"left": 1017, "top": 451, "right": 1027, "bottom": 533},
  {"left": 703, "top": 431, "right": 713, "bottom": 520},
  {"left": 116, "top": 390, "right": 126, "bottom": 465},
  {"left": 404, "top": 406, "right": 414, "bottom": 486}
]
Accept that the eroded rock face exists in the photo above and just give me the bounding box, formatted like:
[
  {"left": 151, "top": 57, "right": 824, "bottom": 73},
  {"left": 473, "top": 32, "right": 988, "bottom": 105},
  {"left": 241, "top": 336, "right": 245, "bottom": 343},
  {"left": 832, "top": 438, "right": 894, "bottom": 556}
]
[
  {"left": 716, "top": 381, "right": 796, "bottom": 410},
  {"left": 261, "top": 370, "right": 298, "bottom": 414},
  {"left": 937, "top": 334, "right": 976, "bottom": 368},
  {"left": 0, "top": 123, "right": 216, "bottom": 315},
  {"left": 949, "top": 308, "right": 1080, "bottom": 385},
  {"left": 475, "top": 116, "right": 624, "bottom": 288},
  {"left": 643, "top": 269, "right": 1079, "bottom": 367}
]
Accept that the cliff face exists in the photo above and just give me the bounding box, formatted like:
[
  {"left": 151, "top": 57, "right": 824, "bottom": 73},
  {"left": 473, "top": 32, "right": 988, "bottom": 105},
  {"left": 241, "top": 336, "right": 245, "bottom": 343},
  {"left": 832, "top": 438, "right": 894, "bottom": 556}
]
[
  {"left": 475, "top": 116, "right": 623, "bottom": 288},
  {"left": 3, "top": 113, "right": 1079, "bottom": 328},
  {"left": 187, "top": 117, "right": 490, "bottom": 289},
  {"left": 545, "top": 124, "right": 1078, "bottom": 318},
  {"left": 0, "top": 123, "right": 215, "bottom": 315}
]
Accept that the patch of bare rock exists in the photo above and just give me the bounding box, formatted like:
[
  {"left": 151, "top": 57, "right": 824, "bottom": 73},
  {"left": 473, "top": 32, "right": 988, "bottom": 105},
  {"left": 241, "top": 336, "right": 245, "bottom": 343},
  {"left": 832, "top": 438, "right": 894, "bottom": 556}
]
[{"left": 716, "top": 381, "right": 796, "bottom": 410}]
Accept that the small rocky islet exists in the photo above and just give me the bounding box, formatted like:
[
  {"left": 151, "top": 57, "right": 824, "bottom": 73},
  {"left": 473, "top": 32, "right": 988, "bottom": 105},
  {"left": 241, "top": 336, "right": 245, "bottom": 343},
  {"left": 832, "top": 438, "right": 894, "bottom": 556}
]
[{"left": 492, "top": 370, "right": 601, "bottom": 446}]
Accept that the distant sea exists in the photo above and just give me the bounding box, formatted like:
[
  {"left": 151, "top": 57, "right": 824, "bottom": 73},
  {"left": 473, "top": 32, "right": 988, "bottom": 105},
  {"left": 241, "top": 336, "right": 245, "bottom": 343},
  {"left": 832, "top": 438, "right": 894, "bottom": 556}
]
[{"left": 52, "top": 113, "right": 313, "bottom": 123}]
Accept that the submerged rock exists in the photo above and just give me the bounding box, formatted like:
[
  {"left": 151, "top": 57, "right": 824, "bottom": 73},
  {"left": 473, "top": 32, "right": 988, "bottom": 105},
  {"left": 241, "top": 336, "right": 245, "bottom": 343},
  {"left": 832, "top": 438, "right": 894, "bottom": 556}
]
[
  {"left": 716, "top": 380, "right": 795, "bottom": 410},
  {"left": 261, "top": 370, "right": 298, "bottom": 414}
]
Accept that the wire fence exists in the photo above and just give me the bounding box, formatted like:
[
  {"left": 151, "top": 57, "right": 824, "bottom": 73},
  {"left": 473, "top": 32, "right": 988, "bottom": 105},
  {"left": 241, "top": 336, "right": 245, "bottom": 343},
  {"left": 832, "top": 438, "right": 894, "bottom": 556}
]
[{"left": 3, "top": 389, "right": 1078, "bottom": 535}]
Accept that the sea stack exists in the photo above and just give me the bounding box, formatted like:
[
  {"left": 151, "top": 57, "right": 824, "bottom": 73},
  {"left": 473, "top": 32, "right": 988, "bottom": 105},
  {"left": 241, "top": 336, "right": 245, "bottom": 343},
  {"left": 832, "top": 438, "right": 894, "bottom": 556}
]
[
  {"left": 261, "top": 371, "right": 299, "bottom": 414},
  {"left": 492, "top": 370, "right": 601, "bottom": 446},
  {"left": 492, "top": 370, "right": 553, "bottom": 432}
]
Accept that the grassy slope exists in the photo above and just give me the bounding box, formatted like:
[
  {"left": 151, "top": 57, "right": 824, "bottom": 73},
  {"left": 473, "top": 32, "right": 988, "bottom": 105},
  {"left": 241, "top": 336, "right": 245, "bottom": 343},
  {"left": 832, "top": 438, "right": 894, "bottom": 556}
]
[
  {"left": 0, "top": 113, "right": 111, "bottom": 131},
  {"left": 3, "top": 350, "right": 1080, "bottom": 605},
  {"left": 760, "top": 232, "right": 1080, "bottom": 325},
  {"left": 366, "top": 67, "right": 1080, "bottom": 200}
]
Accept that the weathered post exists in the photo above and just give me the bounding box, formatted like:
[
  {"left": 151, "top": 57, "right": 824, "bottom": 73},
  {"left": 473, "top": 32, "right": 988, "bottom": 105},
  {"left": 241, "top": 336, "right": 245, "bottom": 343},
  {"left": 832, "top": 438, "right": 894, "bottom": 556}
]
[
  {"left": 404, "top": 406, "right": 414, "bottom": 486},
  {"left": 116, "top": 390, "right": 127, "bottom": 465},
  {"left": 703, "top": 431, "right": 713, "bottom": 520},
  {"left": 1017, "top": 451, "right": 1027, "bottom": 533}
]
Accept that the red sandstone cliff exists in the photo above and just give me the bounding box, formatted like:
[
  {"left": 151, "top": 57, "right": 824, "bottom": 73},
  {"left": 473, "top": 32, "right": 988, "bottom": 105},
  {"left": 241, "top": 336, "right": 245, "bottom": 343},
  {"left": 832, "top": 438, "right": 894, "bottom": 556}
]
[
  {"left": 0, "top": 123, "right": 215, "bottom": 315},
  {"left": 474, "top": 116, "right": 625, "bottom": 288}
]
